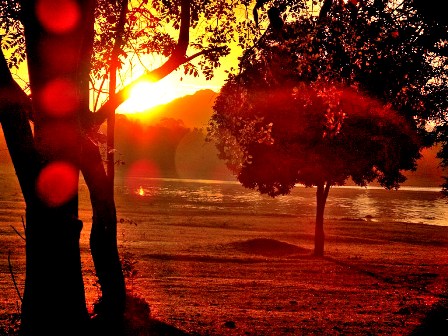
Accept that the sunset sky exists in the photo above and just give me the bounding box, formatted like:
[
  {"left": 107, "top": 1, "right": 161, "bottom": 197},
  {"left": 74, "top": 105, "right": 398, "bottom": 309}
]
[
  {"left": 3, "top": 1, "right": 444, "bottom": 188},
  {"left": 116, "top": 66, "right": 226, "bottom": 114},
  {"left": 115, "top": 38, "right": 241, "bottom": 114},
  {"left": 11, "top": 53, "right": 232, "bottom": 115}
]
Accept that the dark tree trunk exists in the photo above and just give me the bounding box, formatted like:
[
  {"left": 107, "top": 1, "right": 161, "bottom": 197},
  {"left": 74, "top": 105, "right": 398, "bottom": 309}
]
[
  {"left": 314, "top": 183, "right": 331, "bottom": 257},
  {"left": 81, "top": 139, "right": 126, "bottom": 334},
  {"left": 16, "top": 0, "right": 95, "bottom": 334},
  {"left": 2, "top": 42, "right": 90, "bottom": 335},
  {"left": 21, "top": 205, "right": 90, "bottom": 335},
  {"left": 4, "top": 0, "right": 126, "bottom": 333},
  {"left": 81, "top": 1, "right": 127, "bottom": 332}
]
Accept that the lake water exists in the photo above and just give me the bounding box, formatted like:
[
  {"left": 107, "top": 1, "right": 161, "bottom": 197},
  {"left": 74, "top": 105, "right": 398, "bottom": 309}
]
[
  {"left": 111, "top": 177, "right": 448, "bottom": 227},
  {"left": 1, "top": 171, "right": 447, "bottom": 227}
]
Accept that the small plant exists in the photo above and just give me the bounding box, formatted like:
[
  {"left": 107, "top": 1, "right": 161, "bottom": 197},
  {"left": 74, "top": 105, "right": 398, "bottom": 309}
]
[
  {"left": 121, "top": 251, "right": 139, "bottom": 293},
  {"left": 0, "top": 313, "right": 21, "bottom": 336}
]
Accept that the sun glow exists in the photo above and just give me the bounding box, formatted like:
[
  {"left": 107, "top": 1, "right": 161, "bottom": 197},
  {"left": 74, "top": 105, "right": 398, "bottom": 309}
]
[
  {"left": 118, "top": 79, "right": 169, "bottom": 113},
  {"left": 117, "top": 74, "right": 210, "bottom": 114},
  {"left": 137, "top": 186, "right": 145, "bottom": 196}
]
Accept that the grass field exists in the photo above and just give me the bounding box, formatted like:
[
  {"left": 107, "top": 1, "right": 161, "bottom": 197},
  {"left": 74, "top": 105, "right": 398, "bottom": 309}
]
[{"left": 1, "top": 173, "right": 448, "bottom": 334}]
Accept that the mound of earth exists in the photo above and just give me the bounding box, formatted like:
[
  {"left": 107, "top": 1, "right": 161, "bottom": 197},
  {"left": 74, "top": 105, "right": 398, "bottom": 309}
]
[{"left": 230, "top": 238, "right": 308, "bottom": 257}]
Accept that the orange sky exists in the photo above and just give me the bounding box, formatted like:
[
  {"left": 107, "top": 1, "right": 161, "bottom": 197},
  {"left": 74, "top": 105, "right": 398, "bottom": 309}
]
[
  {"left": 5, "top": 1, "right": 320, "bottom": 115},
  {"left": 116, "top": 66, "right": 226, "bottom": 114},
  {"left": 9, "top": 55, "right": 231, "bottom": 114}
]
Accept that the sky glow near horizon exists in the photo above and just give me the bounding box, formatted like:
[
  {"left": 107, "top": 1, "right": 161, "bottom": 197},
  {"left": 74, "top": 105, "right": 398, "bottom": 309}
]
[
  {"left": 116, "top": 69, "right": 222, "bottom": 114},
  {"left": 4, "top": 1, "right": 316, "bottom": 116}
]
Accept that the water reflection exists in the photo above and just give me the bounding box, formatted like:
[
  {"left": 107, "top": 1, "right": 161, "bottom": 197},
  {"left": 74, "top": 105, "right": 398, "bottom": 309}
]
[
  {"left": 137, "top": 186, "right": 145, "bottom": 196},
  {"left": 352, "top": 190, "right": 380, "bottom": 219},
  {"left": 120, "top": 178, "right": 447, "bottom": 226}
]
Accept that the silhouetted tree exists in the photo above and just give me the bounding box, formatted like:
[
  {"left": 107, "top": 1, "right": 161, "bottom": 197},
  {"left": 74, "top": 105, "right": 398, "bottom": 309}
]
[
  {"left": 208, "top": 0, "right": 443, "bottom": 256},
  {"left": 210, "top": 64, "right": 421, "bottom": 257},
  {"left": 0, "top": 0, "right": 255, "bottom": 334},
  {"left": 0, "top": 0, "right": 446, "bottom": 333},
  {"left": 311, "top": 0, "right": 448, "bottom": 193},
  {"left": 408, "top": 0, "right": 448, "bottom": 194}
]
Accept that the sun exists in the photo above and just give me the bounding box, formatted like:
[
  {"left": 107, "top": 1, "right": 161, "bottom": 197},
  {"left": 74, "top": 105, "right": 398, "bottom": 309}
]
[
  {"left": 117, "top": 76, "right": 179, "bottom": 114},
  {"left": 115, "top": 69, "right": 223, "bottom": 116}
]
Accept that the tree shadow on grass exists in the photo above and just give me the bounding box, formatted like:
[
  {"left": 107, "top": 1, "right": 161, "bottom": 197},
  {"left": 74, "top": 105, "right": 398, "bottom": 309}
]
[
  {"left": 125, "top": 318, "right": 190, "bottom": 336},
  {"left": 123, "top": 294, "right": 191, "bottom": 336},
  {"left": 0, "top": 296, "right": 190, "bottom": 336},
  {"left": 409, "top": 297, "right": 448, "bottom": 336}
]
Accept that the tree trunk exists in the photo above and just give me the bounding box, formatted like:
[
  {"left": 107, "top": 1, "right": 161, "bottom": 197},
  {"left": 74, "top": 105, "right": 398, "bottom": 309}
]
[
  {"left": 2, "top": 45, "right": 90, "bottom": 335},
  {"left": 3, "top": 0, "right": 127, "bottom": 333},
  {"left": 17, "top": 0, "right": 94, "bottom": 334},
  {"left": 81, "top": 1, "right": 127, "bottom": 332},
  {"left": 21, "top": 204, "right": 90, "bottom": 335},
  {"left": 314, "top": 183, "right": 331, "bottom": 257},
  {"left": 81, "top": 139, "right": 126, "bottom": 335}
]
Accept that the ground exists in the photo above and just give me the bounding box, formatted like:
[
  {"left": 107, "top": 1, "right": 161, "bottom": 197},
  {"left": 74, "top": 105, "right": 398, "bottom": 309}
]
[{"left": 1, "top": 193, "right": 448, "bottom": 335}]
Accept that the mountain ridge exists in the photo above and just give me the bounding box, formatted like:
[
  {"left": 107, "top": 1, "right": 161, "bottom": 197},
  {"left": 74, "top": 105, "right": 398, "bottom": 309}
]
[{"left": 119, "top": 89, "right": 218, "bottom": 129}]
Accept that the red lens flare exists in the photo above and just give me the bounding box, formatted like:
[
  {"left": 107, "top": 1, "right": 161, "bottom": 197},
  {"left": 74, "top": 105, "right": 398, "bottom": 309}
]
[
  {"left": 36, "top": 0, "right": 80, "bottom": 34},
  {"left": 40, "top": 78, "right": 78, "bottom": 117},
  {"left": 39, "top": 38, "right": 79, "bottom": 72},
  {"left": 124, "top": 160, "right": 161, "bottom": 197},
  {"left": 36, "top": 161, "right": 78, "bottom": 207}
]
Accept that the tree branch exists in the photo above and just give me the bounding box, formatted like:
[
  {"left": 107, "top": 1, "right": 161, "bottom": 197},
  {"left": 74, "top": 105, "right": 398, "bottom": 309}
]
[
  {"left": 8, "top": 251, "right": 23, "bottom": 302},
  {"left": 0, "top": 50, "right": 39, "bottom": 205},
  {"left": 184, "top": 45, "right": 227, "bottom": 63},
  {"left": 0, "top": 50, "right": 31, "bottom": 116},
  {"left": 319, "top": 0, "right": 333, "bottom": 20},
  {"left": 107, "top": 0, "right": 129, "bottom": 186},
  {"left": 93, "top": 0, "right": 192, "bottom": 125}
]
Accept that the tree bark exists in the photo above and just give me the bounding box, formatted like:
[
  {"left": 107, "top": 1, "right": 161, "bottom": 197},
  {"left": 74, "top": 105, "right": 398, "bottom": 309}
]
[
  {"left": 81, "top": 139, "right": 126, "bottom": 335},
  {"left": 2, "top": 46, "right": 90, "bottom": 335},
  {"left": 16, "top": 0, "right": 94, "bottom": 333},
  {"left": 314, "top": 183, "right": 331, "bottom": 257},
  {"left": 21, "top": 205, "right": 89, "bottom": 336}
]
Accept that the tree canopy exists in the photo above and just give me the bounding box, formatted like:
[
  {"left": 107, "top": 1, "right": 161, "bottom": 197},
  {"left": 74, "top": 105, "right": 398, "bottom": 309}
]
[
  {"left": 211, "top": 78, "right": 422, "bottom": 195},
  {"left": 208, "top": 0, "right": 443, "bottom": 255},
  {"left": 0, "top": 0, "right": 271, "bottom": 334}
]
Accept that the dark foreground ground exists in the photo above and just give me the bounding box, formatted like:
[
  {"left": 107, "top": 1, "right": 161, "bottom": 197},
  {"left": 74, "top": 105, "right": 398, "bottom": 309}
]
[{"left": 2, "top": 203, "right": 448, "bottom": 335}]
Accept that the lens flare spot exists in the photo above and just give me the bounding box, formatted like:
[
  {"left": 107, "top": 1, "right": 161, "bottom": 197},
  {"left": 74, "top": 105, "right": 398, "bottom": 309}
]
[
  {"left": 41, "top": 79, "right": 78, "bottom": 117},
  {"left": 37, "top": 161, "right": 78, "bottom": 207},
  {"left": 36, "top": 0, "right": 80, "bottom": 34},
  {"left": 125, "top": 160, "right": 161, "bottom": 197},
  {"left": 39, "top": 38, "right": 79, "bottom": 72}
]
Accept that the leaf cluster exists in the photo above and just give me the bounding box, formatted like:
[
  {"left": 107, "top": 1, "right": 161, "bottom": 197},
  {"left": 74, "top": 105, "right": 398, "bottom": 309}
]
[
  {"left": 209, "top": 1, "right": 437, "bottom": 196},
  {"left": 0, "top": 0, "right": 25, "bottom": 69}
]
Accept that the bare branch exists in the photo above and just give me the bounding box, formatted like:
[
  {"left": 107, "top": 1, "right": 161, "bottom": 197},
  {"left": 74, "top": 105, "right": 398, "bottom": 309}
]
[
  {"left": 94, "top": 0, "right": 192, "bottom": 125},
  {"left": 8, "top": 251, "right": 23, "bottom": 303},
  {"left": 10, "top": 225, "right": 26, "bottom": 241}
]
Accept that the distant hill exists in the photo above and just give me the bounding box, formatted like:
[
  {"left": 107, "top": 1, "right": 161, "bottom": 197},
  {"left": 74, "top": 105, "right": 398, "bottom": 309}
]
[
  {"left": 404, "top": 145, "right": 444, "bottom": 188},
  {"left": 120, "top": 89, "right": 218, "bottom": 129},
  {"left": 0, "top": 88, "right": 445, "bottom": 187}
]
